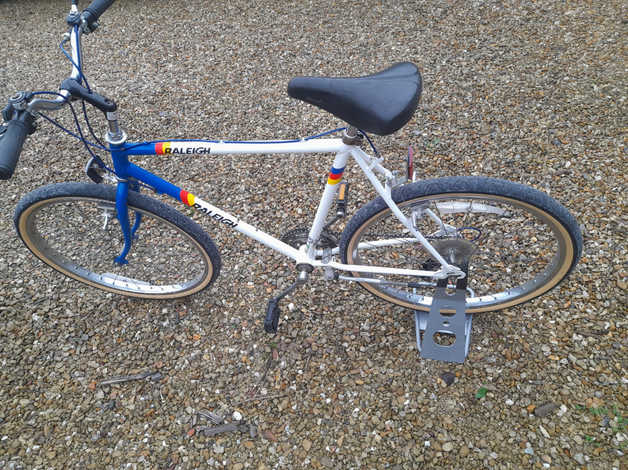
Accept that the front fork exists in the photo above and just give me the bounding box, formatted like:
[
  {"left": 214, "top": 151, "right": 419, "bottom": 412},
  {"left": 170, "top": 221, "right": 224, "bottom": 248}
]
[
  {"left": 106, "top": 128, "right": 143, "bottom": 266},
  {"left": 113, "top": 179, "right": 142, "bottom": 265},
  {"left": 114, "top": 181, "right": 131, "bottom": 265}
]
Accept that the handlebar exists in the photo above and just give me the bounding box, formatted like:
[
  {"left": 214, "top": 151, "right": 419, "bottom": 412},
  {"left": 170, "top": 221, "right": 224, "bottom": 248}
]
[
  {"left": 0, "top": 0, "right": 117, "bottom": 179},
  {"left": 82, "top": 0, "right": 116, "bottom": 31},
  {"left": 0, "top": 111, "right": 36, "bottom": 180},
  {"left": 26, "top": 0, "right": 117, "bottom": 114}
]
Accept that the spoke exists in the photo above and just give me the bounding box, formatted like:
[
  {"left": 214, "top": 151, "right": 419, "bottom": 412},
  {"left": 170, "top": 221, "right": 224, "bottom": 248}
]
[{"left": 348, "top": 195, "right": 563, "bottom": 309}]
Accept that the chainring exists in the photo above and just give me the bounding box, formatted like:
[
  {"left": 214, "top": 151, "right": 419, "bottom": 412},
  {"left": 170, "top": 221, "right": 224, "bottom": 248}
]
[{"left": 280, "top": 227, "right": 339, "bottom": 250}]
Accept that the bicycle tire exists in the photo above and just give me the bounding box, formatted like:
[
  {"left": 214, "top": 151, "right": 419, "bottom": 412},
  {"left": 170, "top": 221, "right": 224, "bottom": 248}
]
[
  {"left": 339, "top": 176, "right": 582, "bottom": 313},
  {"left": 14, "top": 182, "right": 221, "bottom": 298}
]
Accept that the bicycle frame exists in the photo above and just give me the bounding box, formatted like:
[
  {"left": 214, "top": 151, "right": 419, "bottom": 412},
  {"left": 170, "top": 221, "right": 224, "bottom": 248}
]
[{"left": 108, "top": 138, "right": 459, "bottom": 280}]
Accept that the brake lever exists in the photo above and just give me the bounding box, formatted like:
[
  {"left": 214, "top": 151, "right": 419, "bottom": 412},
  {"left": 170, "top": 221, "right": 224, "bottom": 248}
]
[
  {"left": 60, "top": 79, "right": 117, "bottom": 113},
  {"left": 3, "top": 93, "right": 37, "bottom": 134},
  {"left": 66, "top": 2, "right": 99, "bottom": 34}
]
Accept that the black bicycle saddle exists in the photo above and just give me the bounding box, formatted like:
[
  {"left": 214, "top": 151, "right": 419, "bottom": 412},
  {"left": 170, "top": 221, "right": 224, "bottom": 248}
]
[{"left": 287, "top": 62, "right": 422, "bottom": 136}]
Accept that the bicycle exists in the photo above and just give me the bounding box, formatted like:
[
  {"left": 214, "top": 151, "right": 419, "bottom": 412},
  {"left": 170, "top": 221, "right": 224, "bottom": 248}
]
[{"left": 0, "top": 0, "right": 582, "bottom": 334}]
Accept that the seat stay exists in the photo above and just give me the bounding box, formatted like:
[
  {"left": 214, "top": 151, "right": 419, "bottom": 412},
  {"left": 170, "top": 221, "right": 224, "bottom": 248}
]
[{"left": 349, "top": 147, "right": 464, "bottom": 279}]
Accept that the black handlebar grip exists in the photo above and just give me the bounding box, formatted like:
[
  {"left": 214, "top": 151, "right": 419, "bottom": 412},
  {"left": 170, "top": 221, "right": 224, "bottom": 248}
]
[
  {"left": 83, "top": 0, "right": 116, "bottom": 26},
  {"left": 0, "top": 112, "right": 35, "bottom": 180}
]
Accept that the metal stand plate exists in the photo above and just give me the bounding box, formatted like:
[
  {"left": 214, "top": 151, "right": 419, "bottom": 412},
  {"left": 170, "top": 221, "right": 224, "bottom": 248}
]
[{"left": 414, "top": 285, "right": 472, "bottom": 364}]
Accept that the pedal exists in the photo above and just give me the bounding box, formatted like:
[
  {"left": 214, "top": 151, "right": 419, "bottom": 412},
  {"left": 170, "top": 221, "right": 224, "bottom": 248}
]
[
  {"left": 263, "top": 280, "right": 298, "bottom": 335},
  {"left": 407, "top": 146, "right": 415, "bottom": 182},
  {"left": 335, "top": 181, "right": 349, "bottom": 216},
  {"left": 264, "top": 299, "right": 280, "bottom": 334},
  {"left": 321, "top": 181, "right": 350, "bottom": 232},
  {"left": 263, "top": 266, "right": 312, "bottom": 334}
]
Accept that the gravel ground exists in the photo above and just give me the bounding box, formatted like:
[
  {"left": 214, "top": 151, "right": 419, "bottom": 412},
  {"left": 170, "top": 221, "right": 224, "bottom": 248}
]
[{"left": 0, "top": 1, "right": 626, "bottom": 469}]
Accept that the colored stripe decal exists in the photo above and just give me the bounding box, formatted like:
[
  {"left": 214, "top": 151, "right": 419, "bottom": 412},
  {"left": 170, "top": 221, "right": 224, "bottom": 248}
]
[
  {"left": 155, "top": 142, "right": 171, "bottom": 155},
  {"left": 180, "top": 190, "right": 196, "bottom": 206},
  {"left": 327, "top": 166, "right": 345, "bottom": 185}
]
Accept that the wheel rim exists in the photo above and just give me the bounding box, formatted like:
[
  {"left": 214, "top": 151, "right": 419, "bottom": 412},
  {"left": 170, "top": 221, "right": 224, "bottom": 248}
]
[
  {"left": 345, "top": 193, "right": 574, "bottom": 312},
  {"left": 19, "top": 197, "right": 212, "bottom": 297}
]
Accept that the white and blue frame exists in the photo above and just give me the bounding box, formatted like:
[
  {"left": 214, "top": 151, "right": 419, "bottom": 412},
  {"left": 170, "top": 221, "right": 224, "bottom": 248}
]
[{"left": 108, "top": 136, "right": 462, "bottom": 282}]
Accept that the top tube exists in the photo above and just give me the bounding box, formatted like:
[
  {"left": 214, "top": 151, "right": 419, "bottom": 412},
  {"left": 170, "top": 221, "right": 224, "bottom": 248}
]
[
  {"left": 121, "top": 127, "right": 347, "bottom": 151},
  {"left": 119, "top": 138, "right": 351, "bottom": 156}
]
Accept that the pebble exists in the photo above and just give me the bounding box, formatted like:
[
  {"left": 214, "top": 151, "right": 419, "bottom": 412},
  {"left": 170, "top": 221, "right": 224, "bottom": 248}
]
[
  {"left": 213, "top": 443, "right": 224, "bottom": 454},
  {"left": 302, "top": 439, "right": 312, "bottom": 452},
  {"left": 535, "top": 403, "right": 559, "bottom": 418},
  {"left": 440, "top": 371, "right": 455, "bottom": 386}
]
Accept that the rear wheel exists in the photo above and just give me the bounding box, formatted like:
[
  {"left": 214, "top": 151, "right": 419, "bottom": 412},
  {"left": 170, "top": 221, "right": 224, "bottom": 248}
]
[
  {"left": 15, "top": 182, "right": 221, "bottom": 298},
  {"left": 339, "top": 176, "right": 582, "bottom": 313}
]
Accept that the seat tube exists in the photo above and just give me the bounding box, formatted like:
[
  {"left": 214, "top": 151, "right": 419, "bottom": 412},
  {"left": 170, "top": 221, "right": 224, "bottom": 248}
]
[{"left": 307, "top": 150, "right": 350, "bottom": 258}]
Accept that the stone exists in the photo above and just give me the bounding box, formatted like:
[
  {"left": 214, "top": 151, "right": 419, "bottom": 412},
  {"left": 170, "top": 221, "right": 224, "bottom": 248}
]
[
  {"left": 440, "top": 372, "right": 455, "bottom": 386},
  {"left": 302, "top": 439, "right": 312, "bottom": 452},
  {"left": 534, "top": 403, "right": 558, "bottom": 418},
  {"left": 213, "top": 443, "right": 224, "bottom": 454}
]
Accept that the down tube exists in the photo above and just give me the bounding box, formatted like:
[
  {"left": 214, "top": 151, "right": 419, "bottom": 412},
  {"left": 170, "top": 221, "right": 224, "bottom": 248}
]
[{"left": 125, "top": 163, "right": 304, "bottom": 261}]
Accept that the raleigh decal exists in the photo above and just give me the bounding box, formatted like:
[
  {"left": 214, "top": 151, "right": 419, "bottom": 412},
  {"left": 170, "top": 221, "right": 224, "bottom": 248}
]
[
  {"left": 155, "top": 142, "right": 211, "bottom": 155},
  {"left": 193, "top": 203, "right": 238, "bottom": 228},
  {"left": 165, "top": 147, "right": 211, "bottom": 155}
]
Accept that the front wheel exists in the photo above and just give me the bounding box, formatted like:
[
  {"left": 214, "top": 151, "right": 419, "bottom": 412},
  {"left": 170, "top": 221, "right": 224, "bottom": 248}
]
[
  {"left": 14, "top": 182, "right": 221, "bottom": 298},
  {"left": 339, "top": 176, "right": 582, "bottom": 313}
]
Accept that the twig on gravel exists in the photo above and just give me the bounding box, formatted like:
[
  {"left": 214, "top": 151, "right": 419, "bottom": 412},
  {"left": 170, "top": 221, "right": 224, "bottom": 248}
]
[
  {"left": 574, "top": 330, "right": 608, "bottom": 337},
  {"left": 247, "top": 354, "right": 274, "bottom": 397},
  {"left": 304, "top": 352, "right": 313, "bottom": 375},
  {"left": 527, "top": 380, "right": 545, "bottom": 385},
  {"left": 196, "top": 422, "right": 257, "bottom": 438},
  {"left": 197, "top": 410, "right": 224, "bottom": 424},
  {"left": 99, "top": 371, "right": 163, "bottom": 386},
  {"left": 233, "top": 392, "right": 290, "bottom": 407}
]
